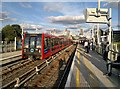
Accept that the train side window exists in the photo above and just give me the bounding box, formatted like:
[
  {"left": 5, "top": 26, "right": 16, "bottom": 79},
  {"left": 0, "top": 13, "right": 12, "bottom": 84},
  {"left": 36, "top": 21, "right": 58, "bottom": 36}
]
[
  {"left": 55, "top": 38, "right": 56, "bottom": 45},
  {"left": 44, "top": 38, "right": 49, "bottom": 50},
  {"left": 51, "top": 38, "right": 55, "bottom": 51},
  {"left": 51, "top": 38, "right": 53, "bottom": 47},
  {"left": 55, "top": 38, "right": 58, "bottom": 45},
  {"left": 48, "top": 38, "right": 51, "bottom": 48},
  {"left": 56, "top": 38, "right": 58, "bottom": 45},
  {"left": 60, "top": 40, "right": 62, "bottom": 47}
]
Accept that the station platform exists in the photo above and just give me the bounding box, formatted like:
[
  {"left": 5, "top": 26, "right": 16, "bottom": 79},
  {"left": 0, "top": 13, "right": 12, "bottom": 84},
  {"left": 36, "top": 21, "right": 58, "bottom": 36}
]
[
  {"left": 65, "top": 44, "right": 117, "bottom": 88},
  {"left": 0, "top": 50, "right": 21, "bottom": 59}
]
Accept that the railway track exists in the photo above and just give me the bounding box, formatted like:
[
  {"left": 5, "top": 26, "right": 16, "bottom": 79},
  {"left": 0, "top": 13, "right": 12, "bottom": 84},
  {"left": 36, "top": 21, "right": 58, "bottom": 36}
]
[
  {"left": 2, "top": 59, "right": 42, "bottom": 87},
  {"left": 0, "top": 54, "right": 22, "bottom": 67},
  {"left": 1, "top": 45, "right": 76, "bottom": 89},
  {"left": 24, "top": 45, "right": 76, "bottom": 88},
  {"left": 1, "top": 55, "right": 29, "bottom": 77}
]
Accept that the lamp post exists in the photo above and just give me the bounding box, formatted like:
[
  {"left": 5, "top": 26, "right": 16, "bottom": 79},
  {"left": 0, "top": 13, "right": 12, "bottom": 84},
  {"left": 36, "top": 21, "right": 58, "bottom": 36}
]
[
  {"left": 97, "top": 0, "right": 100, "bottom": 46},
  {"left": 14, "top": 37, "right": 16, "bottom": 51},
  {"left": 22, "top": 26, "right": 24, "bottom": 40},
  {"left": 108, "top": 8, "right": 112, "bottom": 44}
]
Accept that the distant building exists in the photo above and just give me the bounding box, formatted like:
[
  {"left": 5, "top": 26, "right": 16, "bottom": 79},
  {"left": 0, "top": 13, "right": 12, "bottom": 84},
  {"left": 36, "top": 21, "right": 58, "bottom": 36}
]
[
  {"left": 50, "top": 29, "right": 56, "bottom": 35},
  {"left": 79, "top": 29, "right": 84, "bottom": 38},
  {"left": 62, "top": 29, "right": 71, "bottom": 38},
  {"left": 63, "top": 29, "right": 70, "bottom": 37},
  {"left": 84, "top": 30, "right": 91, "bottom": 39}
]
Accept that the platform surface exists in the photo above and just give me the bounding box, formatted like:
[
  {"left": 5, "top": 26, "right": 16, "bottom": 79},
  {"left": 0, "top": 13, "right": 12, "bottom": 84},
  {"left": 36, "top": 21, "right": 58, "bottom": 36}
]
[
  {"left": 0, "top": 51, "right": 21, "bottom": 59},
  {"left": 65, "top": 44, "right": 118, "bottom": 88}
]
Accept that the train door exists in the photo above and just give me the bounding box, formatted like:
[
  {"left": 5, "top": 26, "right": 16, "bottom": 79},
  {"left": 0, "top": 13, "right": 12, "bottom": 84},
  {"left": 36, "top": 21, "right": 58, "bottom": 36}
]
[
  {"left": 44, "top": 37, "right": 50, "bottom": 54},
  {"left": 42, "top": 35, "right": 52, "bottom": 59}
]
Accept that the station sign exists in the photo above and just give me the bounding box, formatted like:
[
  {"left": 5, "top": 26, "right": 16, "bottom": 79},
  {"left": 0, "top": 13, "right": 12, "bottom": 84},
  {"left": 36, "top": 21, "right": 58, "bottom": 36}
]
[{"left": 85, "top": 8, "right": 109, "bottom": 24}]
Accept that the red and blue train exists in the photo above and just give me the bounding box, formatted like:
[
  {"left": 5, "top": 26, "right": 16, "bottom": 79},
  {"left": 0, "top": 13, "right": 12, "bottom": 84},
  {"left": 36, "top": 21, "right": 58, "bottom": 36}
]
[{"left": 22, "top": 33, "right": 72, "bottom": 60}]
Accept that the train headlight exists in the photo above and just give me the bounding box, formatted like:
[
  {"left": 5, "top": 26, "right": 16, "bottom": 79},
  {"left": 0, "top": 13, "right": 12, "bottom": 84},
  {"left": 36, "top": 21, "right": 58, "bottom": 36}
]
[
  {"left": 36, "top": 49, "right": 38, "bottom": 51},
  {"left": 24, "top": 49, "right": 26, "bottom": 52},
  {"left": 24, "top": 45, "right": 28, "bottom": 48},
  {"left": 36, "top": 46, "right": 41, "bottom": 48},
  {"left": 39, "top": 50, "right": 41, "bottom": 53}
]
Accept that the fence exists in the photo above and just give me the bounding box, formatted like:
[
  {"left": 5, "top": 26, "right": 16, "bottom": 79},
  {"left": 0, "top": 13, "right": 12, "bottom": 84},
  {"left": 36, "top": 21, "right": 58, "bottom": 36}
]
[{"left": 0, "top": 41, "right": 21, "bottom": 53}]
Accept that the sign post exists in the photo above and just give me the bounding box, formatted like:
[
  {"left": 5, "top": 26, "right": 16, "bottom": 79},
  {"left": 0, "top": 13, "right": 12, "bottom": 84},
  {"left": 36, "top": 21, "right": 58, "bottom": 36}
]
[
  {"left": 85, "top": 3, "right": 112, "bottom": 45},
  {"left": 14, "top": 37, "right": 16, "bottom": 51},
  {"left": 108, "top": 8, "right": 112, "bottom": 44}
]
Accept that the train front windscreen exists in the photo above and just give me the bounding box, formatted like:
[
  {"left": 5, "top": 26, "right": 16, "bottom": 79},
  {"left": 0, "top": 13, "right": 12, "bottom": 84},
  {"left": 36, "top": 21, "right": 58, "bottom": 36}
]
[{"left": 23, "top": 34, "right": 42, "bottom": 59}]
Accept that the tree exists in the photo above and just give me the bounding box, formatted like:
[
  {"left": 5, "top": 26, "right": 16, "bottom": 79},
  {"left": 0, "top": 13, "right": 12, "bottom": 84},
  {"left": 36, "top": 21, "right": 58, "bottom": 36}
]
[
  {"left": 12, "top": 24, "right": 22, "bottom": 41},
  {"left": 2, "top": 25, "right": 17, "bottom": 43},
  {"left": 2, "top": 24, "right": 22, "bottom": 43}
]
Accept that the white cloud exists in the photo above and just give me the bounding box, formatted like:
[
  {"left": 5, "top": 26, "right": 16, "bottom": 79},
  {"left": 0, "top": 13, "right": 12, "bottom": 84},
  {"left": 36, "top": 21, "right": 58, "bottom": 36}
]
[
  {"left": 103, "top": 0, "right": 120, "bottom": 8},
  {"left": 4, "top": 0, "right": 118, "bottom": 2},
  {"left": 20, "top": 23, "right": 43, "bottom": 30},
  {"left": 48, "top": 15, "right": 85, "bottom": 25},
  {"left": 67, "top": 24, "right": 82, "bottom": 29},
  {"left": 43, "top": 3, "right": 83, "bottom": 16},
  {"left": 4, "top": 17, "right": 17, "bottom": 21},
  {"left": 44, "top": 3, "right": 62, "bottom": 12},
  {"left": 0, "top": 12, "right": 17, "bottom": 21},
  {"left": 103, "top": 3, "right": 109, "bottom": 7},
  {"left": 0, "top": 12, "right": 8, "bottom": 20},
  {"left": 20, "top": 2, "right": 32, "bottom": 8},
  {"left": 45, "top": 28, "right": 62, "bottom": 32},
  {"left": 101, "top": 0, "right": 120, "bottom": 2}
]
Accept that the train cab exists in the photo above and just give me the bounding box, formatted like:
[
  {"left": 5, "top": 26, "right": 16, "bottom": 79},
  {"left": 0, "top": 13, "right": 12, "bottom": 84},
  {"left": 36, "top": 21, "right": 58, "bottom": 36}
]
[{"left": 22, "top": 33, "right": 42, "bottom": 59}]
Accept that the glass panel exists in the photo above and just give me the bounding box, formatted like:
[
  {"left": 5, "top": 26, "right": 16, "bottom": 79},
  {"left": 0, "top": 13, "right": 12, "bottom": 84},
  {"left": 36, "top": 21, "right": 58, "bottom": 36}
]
[
  {"left": 30, "top": 37, "right": 36, "bottom": 48},
  {"left": 24, "top": 37, "right": 29, "bottom": 48},
  {"left": 51, "top": 38, "right": 54, "bottom": 48},
  {"left": 36, "top": 36, "right": 41, "bottom": 48},
  {"left": 44, "top": 38, "right": 48, "bottom": 49}
]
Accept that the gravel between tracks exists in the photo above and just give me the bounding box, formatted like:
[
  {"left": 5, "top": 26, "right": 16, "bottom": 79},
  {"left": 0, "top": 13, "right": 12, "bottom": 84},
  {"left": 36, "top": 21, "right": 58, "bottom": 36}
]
[
  {"left": 2, "top": 59, "right": 43, "bottom": 86},
  {"left": 24, "top": 45, "right": 76, "bottom": 88}
]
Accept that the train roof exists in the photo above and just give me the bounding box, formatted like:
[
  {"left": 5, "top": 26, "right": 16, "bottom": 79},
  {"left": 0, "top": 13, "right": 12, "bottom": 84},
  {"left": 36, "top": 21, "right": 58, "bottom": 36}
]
[{"left": 24, "top": 32, "right": 63, "bottom": 38}]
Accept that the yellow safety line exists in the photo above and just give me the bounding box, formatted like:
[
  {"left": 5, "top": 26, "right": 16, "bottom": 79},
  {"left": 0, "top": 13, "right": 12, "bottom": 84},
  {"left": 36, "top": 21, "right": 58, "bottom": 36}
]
[
  {"left": 76, "top": 49, "right": 80, "bottom": 88},
  {"left": 76, "top": 68, "right": 80, "bottom": 88}
]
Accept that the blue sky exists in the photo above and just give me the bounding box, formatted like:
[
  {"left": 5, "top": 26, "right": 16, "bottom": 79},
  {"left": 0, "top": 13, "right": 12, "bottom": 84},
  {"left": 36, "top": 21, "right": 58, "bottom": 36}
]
[{"left": 1, "top": 1, "right": 119, "bottom": 34}]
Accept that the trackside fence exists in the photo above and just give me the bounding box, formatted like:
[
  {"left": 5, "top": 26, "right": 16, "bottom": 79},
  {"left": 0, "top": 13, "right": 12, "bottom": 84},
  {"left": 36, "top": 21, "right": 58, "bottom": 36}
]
[{"left": 0, "top": 41, "right": 21, "bottom": 53}]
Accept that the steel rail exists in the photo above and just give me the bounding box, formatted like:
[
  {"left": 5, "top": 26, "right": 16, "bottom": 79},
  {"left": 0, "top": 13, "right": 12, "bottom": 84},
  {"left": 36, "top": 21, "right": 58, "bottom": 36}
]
[
  {"left": 2, "top": 45, "right": 73, "bottom": 89},
  {"left": 0, "top": 55, "right": 22, "bottom": 67}
]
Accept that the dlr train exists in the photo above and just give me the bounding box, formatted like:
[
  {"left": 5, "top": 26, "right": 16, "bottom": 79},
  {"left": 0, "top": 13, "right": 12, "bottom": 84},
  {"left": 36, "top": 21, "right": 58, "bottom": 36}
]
[{"left": 22, "top": 33, "right": 72, "bottom": 60}]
